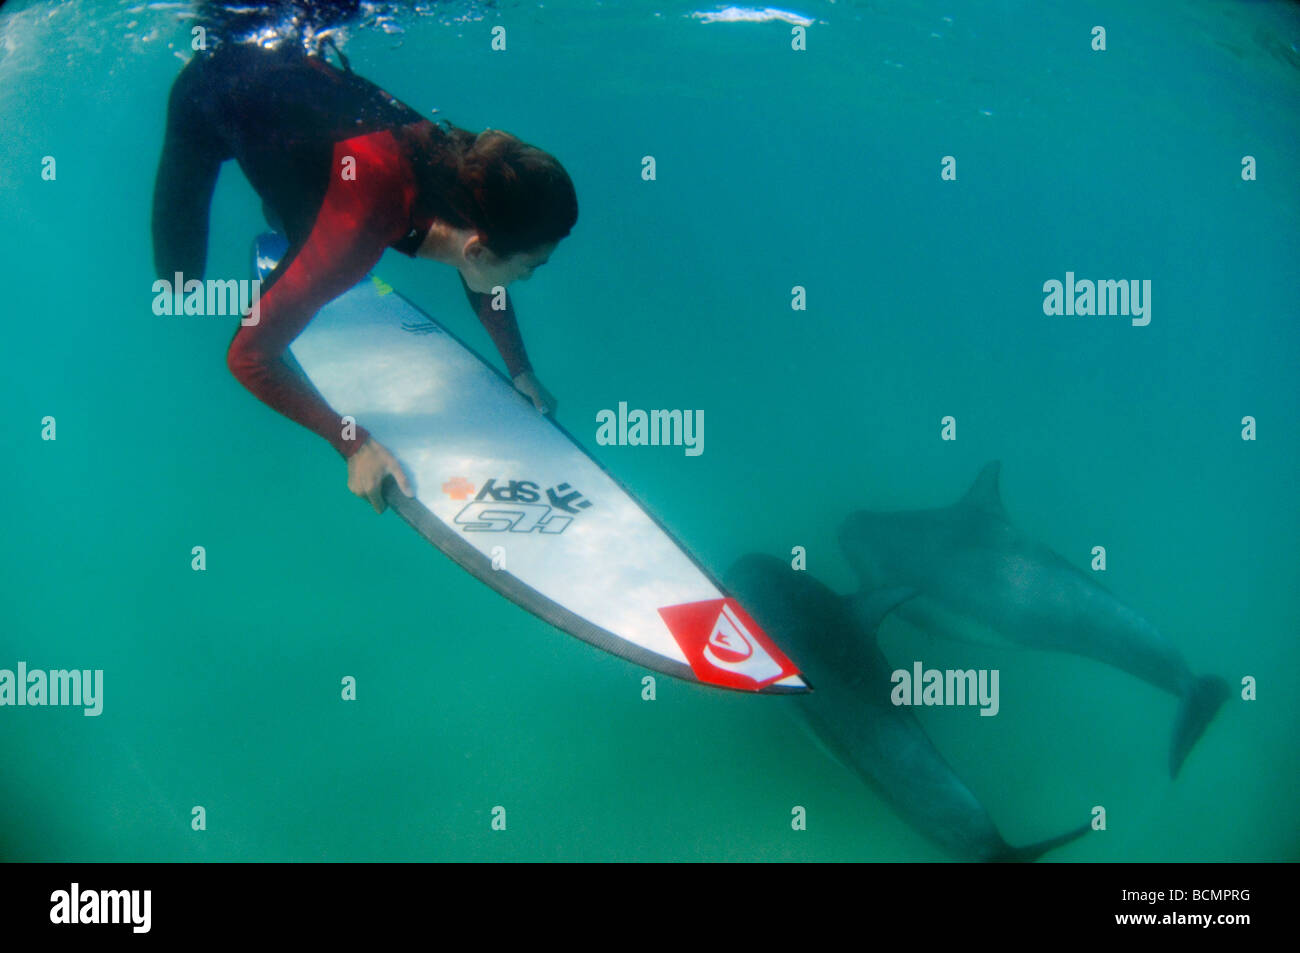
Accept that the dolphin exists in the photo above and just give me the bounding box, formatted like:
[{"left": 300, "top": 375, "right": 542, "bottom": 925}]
[
  {"left": 838, "top": 461, "right": 1229, "bottom": 778},
  {"left": 725, "top": 553, "right": 1091, "bottom": 862}
]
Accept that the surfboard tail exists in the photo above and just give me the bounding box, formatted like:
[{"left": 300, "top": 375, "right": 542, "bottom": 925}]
[
  {"left": 991, "top": 821, "right": 1092, "bottom": 863},
  {"left": 1170, "top": 674, "right": 1230, "bottom": 778}
]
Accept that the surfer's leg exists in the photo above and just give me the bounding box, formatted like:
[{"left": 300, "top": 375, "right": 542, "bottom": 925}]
[{"left": 151, "top": 53, "right": 231, "bottom": 279}]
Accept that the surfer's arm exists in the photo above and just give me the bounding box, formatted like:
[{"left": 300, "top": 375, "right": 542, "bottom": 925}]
[
  {"left": 458, "top": 275, "right": 556, "bottom": 413},
  {"left": 458, "top": 273, "right": 532, "bottom": 378},
  {"left": 227, "top": 244, "right": 380, "bottom": 456},
  {"left": 227, "top": 151, "right": 407, "bottom": 457}
]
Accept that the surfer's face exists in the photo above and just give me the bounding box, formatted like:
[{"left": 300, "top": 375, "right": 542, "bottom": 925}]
[{"left": 462, "top": 241, "right": 556, "bottom": 293}]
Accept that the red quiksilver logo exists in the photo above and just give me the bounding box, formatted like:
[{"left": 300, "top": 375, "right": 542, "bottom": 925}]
[{"left": 657, "top": 598, "right": 800, "bottom": 690}]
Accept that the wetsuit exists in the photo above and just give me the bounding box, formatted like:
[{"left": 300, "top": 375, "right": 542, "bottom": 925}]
[{"left": 152, "top": 42, "right": 531, "bottom": 458}]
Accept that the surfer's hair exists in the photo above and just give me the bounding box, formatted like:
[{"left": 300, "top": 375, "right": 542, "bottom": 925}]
[{"left": 410, "top": 121, "right": 578, "bottom": 259}]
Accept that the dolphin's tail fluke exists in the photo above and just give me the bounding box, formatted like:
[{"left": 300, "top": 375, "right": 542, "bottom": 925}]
[
  {"left": 991, "top": 821, "right": 1092, "bottom": 863},
  {"left": 1170, "top": 674, "right": 1230, "bottom": 778}
]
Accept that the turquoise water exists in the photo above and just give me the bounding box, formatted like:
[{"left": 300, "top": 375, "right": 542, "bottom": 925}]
[{"left": 0, "top": 0, "right": 1296, "bottom": 862}]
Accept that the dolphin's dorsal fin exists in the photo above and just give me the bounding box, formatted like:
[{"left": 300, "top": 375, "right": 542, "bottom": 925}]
[
  {"left": 960, "top": 461, "right": 1006, "bottom": 517},
  {"left": 846, "top": 587, "right": 917, "bottom": 637}
]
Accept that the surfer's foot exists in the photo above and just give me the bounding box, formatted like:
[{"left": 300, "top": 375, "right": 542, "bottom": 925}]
[{"left": 1170, "top": 675, "right": 1230, "bottom": 778}]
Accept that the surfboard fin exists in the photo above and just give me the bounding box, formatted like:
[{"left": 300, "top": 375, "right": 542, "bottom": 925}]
[
  {"left": 1170, "top": 674, "right": 1230, "bottom": 778},
  {"left": 991, "top": 820, "right": 1091, "bottom": 863}
]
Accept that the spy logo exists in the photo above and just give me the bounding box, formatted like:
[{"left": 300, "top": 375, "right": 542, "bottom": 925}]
[
  {"left": 453, "top": 477, "right": 592, "bottom": 534},
  {"left": 474, "top": 478, "right": 592, "bottom": 513},
  {"left": 476, "top": 478, "right": 542, "bottom": 503},
  {"left": 545, "top": 483, "right": 592, "bottom": 515},
  {"left": 442, "top": 477, "right": 475, "bottom": 500},
  {"left": 657, "top": 599, "right": 801, "bottom": 690}
]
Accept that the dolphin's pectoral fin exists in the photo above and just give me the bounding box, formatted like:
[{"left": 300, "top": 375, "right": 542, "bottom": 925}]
[
  {"left": 846, "top": 588, "right": 918, "bottom": 637},
  {"left": 960, "top": 460, "right": 1007, "bottom": 518},
  {"left": 990, "top": 820, "right": 1091, "bottom": 863},
  {"left": 1170, "top": 674, "right": 1230, "bottom": 778}
]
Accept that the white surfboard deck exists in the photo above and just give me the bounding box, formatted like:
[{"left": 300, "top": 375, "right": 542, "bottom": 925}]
[{"left": 252, "top": 233, "right": 807, "bottom": 693}]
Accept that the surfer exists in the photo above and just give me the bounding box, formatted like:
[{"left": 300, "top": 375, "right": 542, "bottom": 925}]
[{"left": 151, "top": 40, "right": 578, "bottom": 513}]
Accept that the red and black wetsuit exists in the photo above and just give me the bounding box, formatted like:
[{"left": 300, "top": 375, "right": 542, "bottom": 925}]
[{"left": 152, "top": 42, "right": 531, "bottom": 457}]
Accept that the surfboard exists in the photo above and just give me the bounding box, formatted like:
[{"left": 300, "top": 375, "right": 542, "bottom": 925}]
[{"left": 251, "top": 233, "right": 808, "bottom": 693}]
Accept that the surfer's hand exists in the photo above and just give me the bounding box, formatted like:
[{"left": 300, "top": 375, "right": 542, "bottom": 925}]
[
  {"left": 513, "top": 371, "right": 556, "bottom": 415},
  {"left": 347, "top": 438, "right": 414, "bottom": 514}
]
